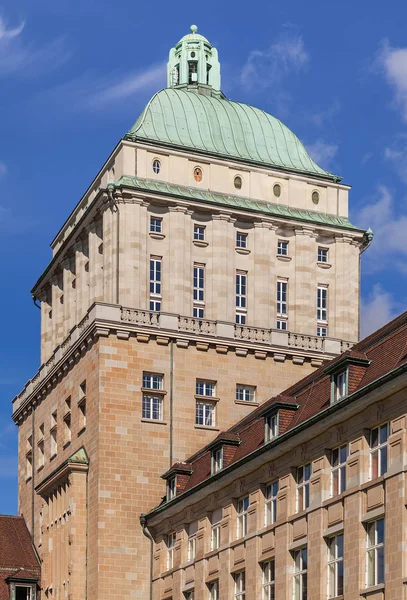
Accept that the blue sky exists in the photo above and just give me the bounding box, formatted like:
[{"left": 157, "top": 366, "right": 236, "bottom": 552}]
[{"left": 1, "top": 0, "right": 407, "bottom": 514}]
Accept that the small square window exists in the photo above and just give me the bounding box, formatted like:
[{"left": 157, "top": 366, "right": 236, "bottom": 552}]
[
  {"left": 277, "top": 240, "right": 289, "bottom": 256},
  {"left": 150, "top": 217, "right": 162, "bottom": 233},
  {"left": 318, "top": 247, "right": 328, "bottom": 263},
  {"left": 236, "top": 385, "right": 256, "bottom": 403},
  {"left": 317, "top": 326, "right": 327, "bottom": 337},
  {"left": 236, "top": 232, "right": 247, "bottom": 248},
  {"left": 143, "top": 373, "right": 163, "bottom": 390},
  {"left": 277, "top": 319, "right": 287, "bottom": 330},
  {"left": 194, "top": 224, "right": 205, "bottom": 241},
  {"left": 195, "top": 401, "right": 215, "bottom": 427},
  {"left": 196, "top": 380, "right": 215, "bottom": 397},
  {"left": 236, "top": 312, "right": 246, "bottom": 325}
]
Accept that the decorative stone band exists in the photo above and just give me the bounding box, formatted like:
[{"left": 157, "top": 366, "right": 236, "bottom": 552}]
[{"left": 12, "top": 302, "right": 355, "bottom": 421}]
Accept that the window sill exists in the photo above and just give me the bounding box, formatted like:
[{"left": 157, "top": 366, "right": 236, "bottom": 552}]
[
  {"left": 149, "top": 232, "right": 165, "bottom": 240},
  {"left": 235, "top": 400, "right": 259, "bottom": 407},
  {"left": 276, "top": 254, "right": 291, "bottom": 262},
  {"left": 141, "top": 418, "right": 167, "bottom": 425},
  {"left": 194, "top": 425, "right": 220, "bottom": 432},
  {"left": 235, "top": 247, "right": 250, "bottom": 255},
  {"left": 63, "top": 440, "right": 71, "bottom": 450},
  {"left": 317, "top": 261, "right": 332, "bottom": 269},
  {"left": 360, "top": 583, "right": 384, "bottom": 596},
  {"left": 141, "top": 388, "right": 167, "bottom": 395},
  {"left": 194, "top": 395, "right": 219, "bottom": 403},
  {"left": 193, "top": 240, "right": 209, "bottom": 248}
]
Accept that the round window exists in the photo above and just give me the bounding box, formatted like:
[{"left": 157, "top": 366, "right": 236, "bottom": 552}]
[
  {"left": 234, "top": 176, "right": 242, "bottom": 190},
  {"left": 312, "top": 190, "right": 320, "bottom": 205},
  {"left": 273, "top": 183, "right": 281, "bottom": 198},
  {"left": 152, "top": 159, "right": 161, "bottom": 174},
  {"left": 191, "top": 51, "right": 196, "bottom": 58},
  {"left": 194, "top": 167, "right": 203, "bottom": 182}
]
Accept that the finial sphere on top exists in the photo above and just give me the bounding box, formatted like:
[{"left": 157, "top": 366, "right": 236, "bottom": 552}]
[{"left": 190, "top": 24, "right": 198, "bottom": 33}]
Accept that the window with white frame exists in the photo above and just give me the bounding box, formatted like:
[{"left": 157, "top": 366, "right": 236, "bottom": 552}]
[
  {"left": 150, "top": 216, "right": 162, "bottom": 233},
  {"left": 327, "top": 533, "right": 344, "bottom": 598},
  {"left": 318, "top": 247, "right": 328, "bottom": 263},
  {"left": 195, "top": 401, "right": 215, "bottom": 427},
  {"left": 366, "top": 519, "right": 385, "bottom": 587},
  {"left": 234, "top": 571, "right": 245, "bottom": 599},
  {"left": 331, "top": 444, "right": 348, "bottom": 496},
  {"left": 317, "top": 285, "right": 327, "bottom": 323},
  {"left": 277, "top": 280, "right": 287, "bottom": 316},
  {"left": 236, "top": 384, "right": 256, "bottom": 403},
  {"left": 293, "top": 548, "right": 308, "bottom": 600},
  {"left": 265, "top": 413, "right": 278, "bottom": 443},
  {"left": 212, "top": 447, "right": 223, "bottom": 474},
  {"left": 296, "top": 463, "right": 311, "bottom": 512},
  {"left": 370, "top": 423, "right": 389, "bottom": 479},
  {"left": 142, "top": 394, "right": 162, "bottom": 420},
  {"left": 277, "top": 319, "right": 287, "bottom": 330},
  {"left": 196, "top": 380, "right": 215, "bottom": 397},
  {"left": 208, "top": 581, "right": 219, "bottom": 600},
  {"left": 194, "top": 224, "right": 205, "bottom": 241},
  {"left": 166, "top": 532, "right": 176, "bottom": 570},
  {"left": 236, "top": 271, "right": 247, "bottom": 324},
  {"left": 332, "top": 370, "right": 347, "bottom": 402},
  {"left": 277, "top": 240, "right": 289, "bottom": 256},
  {"left": 317, "top": 326, "right": 327, "bottom": 337},
  {"left": 167, "top": 476, "right": 176, "bottom": 501},
  {"left": 262, "top": 560, "right": 275, "bottom": 600},
  {"left": 236, "top": 232, "right": 247, "bottom": 249},
  {"left": 150, "top": 256, "right": 162, "bottom": 311},
  {"left": 193, "top": 264, "right": 205, "bottom": 318},
  {"left": 143, "top": 373, "right": 163, "bottom": 390},
  {"left": 236, "top": 496, "right": 249, "bottom": 538},
  {"left": 211, "top": 508, "right": 222, "bottom": 551},
  {"left": 187, "top": 521, "right": 198, "bottom": 561},
  {"left": 264, "top": 481, "right": 279, "bottom": 526}
]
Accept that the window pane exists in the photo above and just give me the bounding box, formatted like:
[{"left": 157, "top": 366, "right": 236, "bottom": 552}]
[
  {"left": 337, "top": 534, "right": 344, "bottom": 558},
  {"left": 371, "top": 451, "right": 379, "bottom": 479},
  {"left": 377, "top": 546, "right": 384, "bottom": 583},
  {"left": 379, "top": 424, "right": 389, "bottom": 444},
  {"left": 376, "top": 519, "right": 385, "bottom": 544},
  {"left": 380, "top": 445, "right": 387, "bottom": 476},
  {"left": 337, "top": 559, "right": 344, "bottom": 595},
  {"left": 304, "top": 464, "right": 311, "bottom": 480}
]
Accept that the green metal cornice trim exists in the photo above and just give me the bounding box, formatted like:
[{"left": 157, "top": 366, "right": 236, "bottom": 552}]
[{"left": 116, "top": 175, "right": 363, "bottom": 232}]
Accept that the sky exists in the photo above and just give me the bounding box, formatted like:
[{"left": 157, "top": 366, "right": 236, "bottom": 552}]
[{"left": 1, "top": 0, "right": 407, "bottom": 514}]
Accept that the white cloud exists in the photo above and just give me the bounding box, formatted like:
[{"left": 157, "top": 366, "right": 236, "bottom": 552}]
[
  {"left": 305, "top": 139, "right": 338, "bottom": 170},
  {"left": 361, "top": 284, "right": 399, "bottom": 338},
  {"left": 377, "top": 40, "right": 407, "bottom": 122},
  {"left": 384, "top": 140, "right": 407, "bottom": 184},
  {"left": 354, "top": 185, "right": 407, "bottom": 273},
  {"left": 241, "top": 32, "right": 309, "bottom": 89},
  {"left": 0, "top": 15, "right": 72, "bottom": 77}
]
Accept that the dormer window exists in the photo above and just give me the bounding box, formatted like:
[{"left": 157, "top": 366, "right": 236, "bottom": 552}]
[
  {"left": 265, "top": 413, "right": 279, "bottom": 443},
  {"left": 167, "top": 476, "right": 176, "bottom": 501},
  {"left": 212, "top": 447, "right": 223, "bottom": 474},
  {"left": 332, "top": 370, "right": 347, "bottom": 403}
]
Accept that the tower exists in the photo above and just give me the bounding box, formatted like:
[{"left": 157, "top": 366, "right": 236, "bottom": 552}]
[{"left": 12, "top": 25, "right": 369, "bottom": 599}]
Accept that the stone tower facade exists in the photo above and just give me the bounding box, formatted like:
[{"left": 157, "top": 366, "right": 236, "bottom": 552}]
[{"left": 12, "top": 26, "right": 369, "bottom": 600}]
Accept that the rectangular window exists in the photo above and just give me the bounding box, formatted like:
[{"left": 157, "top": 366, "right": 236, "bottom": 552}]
[
  {"left": 167, "top": 476, "right": 176, "bottom": 501},
  {"left": 236, "top": 384, "right": 256, "bottom": 403},
  {"left": 78, "top": 381, "right": 86, "bottom": 432},
  {"left": 317, "top": 326, "right": 327, "bottom": 337},
  {"left": 265, "top": 481, "right": 279, "bottom": 526},
  {"left": 236, "top": 232, "right": 248, "bottom": 248},
  {"left": 142, "top": 395, "right": 163, "bottom": 420},
  {"left": 212, "top": 447, "right": 223, "bottom": 474},
  {"left": 236, "top": 271, "right": 247, "bottom": 324},
  {"left": 193, "top": 264, "right": 205, "bottom": 318},
  {"left": 50, "top": 428, "right": 57, "bottom": 458},
  {"left": 328, "top": 534, "right": 344, "bottom": 598},
  {"left": 143, "top": 373, "right": 163, "bottom": 389},
  {"left": 265, "top": 413, "right": 278, "bottom": 443},
  {"left": 150, "top": 216, "right": 162, "bottom": 233},
  {"left": 188, "top": 521, "right": 198, "bottom": 561},
  {"left": 370, "top": 423, "right": 389, "bottom": 479},
  {"left": 331, "top": 445, "right": 348, "bottom": 496},
  {"left": 318, "top": 247, "right": 328, "bottom": 263},
  {"left": 37, "top": 440, "right": 45, "bottom": 469},
  {"left": 14, "top": 586, "right": 35, "bottom": 600},
  {"left": 196, "top": 380, "right": 215, "bottom": 397},
  {"left": 234, "top": 571, "right": 245, "bottom": 600},
  {"left": 208, "top": 581, "right": 219, "bottom": 600},
  {"left": 211, "top": 508, "right": 222, "bottom": 551},
  {"left": 317, "top": 285, "right": 328, "bottom": 322},
  {"left": 277, "top": 319, "right": 287, "bottom": 330},
  {"left": 262, "top": 560, "right": 275, "bottom": 600},
  {"left": 166, "top": 532, "right": 176, "bottom": 570},
  {"left": 194, "top": 224, "right": 206, "bottom": 241},
  {"left": 333, "top": 370, "right": 347, "bottom": 401},
  {"left": 296, "top": 464, "right": 311, "bottom": 512},
  {"left": 293, "top": 548, "right": 308, "bottom": 600},
  {"left": 195, "top": 401, "right": 215, "bottom": 427},
  {"left": 63, "top": 413, "right": 71, "bottom": 445},
  {"left": 237, "top": 496, "right": 249, "bottom": 538},
  {"left": 366, "top": 519, "right": 385, "bottom": 587},
  {"left": 277, "top": 280, "right": 287, "bottom": 316},
  {"left": 26, "top": 452, "right": 33, "bottom": 480},
  {"left": 277, "top": 240, "right": 289, "bottom": 256},
  {"left": 150, "top": 257, "right": 162, "bottom": 311}
]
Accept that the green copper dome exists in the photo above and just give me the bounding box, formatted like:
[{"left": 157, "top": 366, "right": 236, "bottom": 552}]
[{"left": 125, "top": 88, "right": 339, "bottom": 181}]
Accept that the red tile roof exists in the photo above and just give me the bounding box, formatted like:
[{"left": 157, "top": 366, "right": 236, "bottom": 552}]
[
  {"left": 151, "top": 311, "right": 407, "bottom": 510},
  {"left": 0, "top": 516, "right": 40, "bottom": 600}
]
